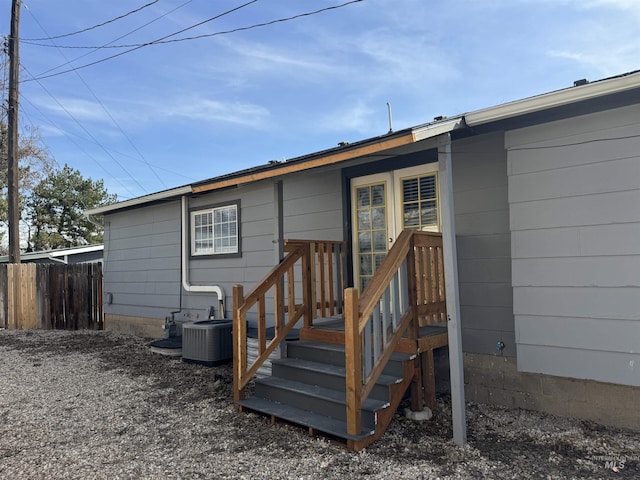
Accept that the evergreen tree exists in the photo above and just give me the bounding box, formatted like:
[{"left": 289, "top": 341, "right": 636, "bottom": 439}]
[{"left": 27, "top": 164, "right": 117, "bottom": 250}]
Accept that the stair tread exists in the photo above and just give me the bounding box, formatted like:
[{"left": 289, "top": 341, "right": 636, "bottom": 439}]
[
  {"left": 271, "top": 357, "right": 401, "bottom": 386},
  {"left": 256, "top": 376, "right": 389, "bottom": 412},
  {"left": 290, "top": 340, "right": 414, "bottom": 362},
  {"left": 238, "top": 397, "right": 375, "bottom": 441}
]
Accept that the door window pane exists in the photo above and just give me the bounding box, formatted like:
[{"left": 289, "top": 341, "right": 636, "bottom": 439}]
[
  {"left": 371, "top": 184, "right": 385, "bottom": 206},
  {"left": 354, "top": 181, "right": 387, "bottom": 292},
  {"left": 358, "top": 231, "right": 372, "bottom": 252},
  {"left": 358, "top": 210, "right": 371, "bottom": 230}
]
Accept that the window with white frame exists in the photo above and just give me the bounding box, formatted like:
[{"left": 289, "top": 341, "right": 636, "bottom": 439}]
[{"left": 190, "top": 202, "right": 239, "bottom": 256}]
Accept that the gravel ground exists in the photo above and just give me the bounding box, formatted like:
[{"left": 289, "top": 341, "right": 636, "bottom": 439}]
[{"left": 0, "top": 330, "right": 638, "bottom": 480}]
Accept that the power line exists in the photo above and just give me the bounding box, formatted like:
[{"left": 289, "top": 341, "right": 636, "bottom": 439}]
[
  {"left": 25, "top": 0, "right": 258, "bottom": 81},
  {"left": 21, "top": 0, "right": 161, "bottom": 41},
  {"left": 21, "top": 64, "right": 146, "bottom": 196},
  {"left": 25, "top": 7, "right": 168, "bottom": 190},
  {"left": 20, "top": 92, "right": 196, "bottom": 183},
  {"left": 35, "top": 0, "right": 194, "bottom": 78},
  {"left": 24, "top": 0, "right": 363, "bottom": 82},
  {"left": 20, "top": 92, "right": 140, "bottom": 198}
]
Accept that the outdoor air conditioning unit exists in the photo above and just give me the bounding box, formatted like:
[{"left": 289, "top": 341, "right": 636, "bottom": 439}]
[{"left": 182, "top": 320, "right": 233, "bottom": 366}]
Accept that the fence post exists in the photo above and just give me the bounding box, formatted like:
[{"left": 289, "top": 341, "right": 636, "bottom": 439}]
[{"left": 344, "top": 287, "right": 361, "bottom": 436}]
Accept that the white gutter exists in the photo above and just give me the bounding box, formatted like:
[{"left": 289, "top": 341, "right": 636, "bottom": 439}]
[
  {"left": 180, "top": 196, "right": 226, "bottom": 318},
  {"left": 465, "top": 71, "right": 640, "bottom": 126}
]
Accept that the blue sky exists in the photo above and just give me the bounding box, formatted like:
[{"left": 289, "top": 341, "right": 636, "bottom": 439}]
[{"left": 3, "top": 0, "right": 639, "bottom": 200}]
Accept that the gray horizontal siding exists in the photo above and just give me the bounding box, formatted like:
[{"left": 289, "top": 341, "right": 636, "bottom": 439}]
[
  {"left": 452, "top": 132, "right": 514, "bottom": 356},
  {"left": 283, "top": 169, "right": 343, "bottom": 241},
  {"left": 103, "top": 181, "right": 279, "bottom": 323},
  {"left": 103, "top": 168, "right": 348, "bottom": 328},
  {"left": 510, "top": 189, "right": 640, "bottom": 230},
  {"left": 103, "top": 200, "right": 182, "bottom": 320},
  {"left": 517, "top": 345, "right": 639, "bottom": 387},
  {"left": 507, "top": 104, "right": 640, "bottom": 386},
  {"left": 516, "top": 316, "right": 639, "bottom": 354},
  {"left": 513, "top": 256, "right": 640, "bottom": 287},
  {"left": 185, "top": 181, "right": 275, "bottom": 315},
  {"left": 513, "top": 286, "right": 639, "bottom": 320}
]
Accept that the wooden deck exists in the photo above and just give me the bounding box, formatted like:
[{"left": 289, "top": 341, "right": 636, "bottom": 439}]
[{"left": 233, "top": 232, "right": 449, "bottom": 449}]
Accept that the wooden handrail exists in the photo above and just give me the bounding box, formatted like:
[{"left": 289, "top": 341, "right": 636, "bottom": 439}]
[
  {"left": 233, "top": 239, "right": 346, "bottom": 402},
  {"left": 345, "top": 230, "right": 445, "bottom": 435},
  {"left": 233, "top": 243, "right": 307, "bottom": 400},
  {"left": 358, "top": 229, "right": 413, "bottom": 330}
]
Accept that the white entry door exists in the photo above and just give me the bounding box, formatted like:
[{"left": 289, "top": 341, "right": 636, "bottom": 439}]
[{"left": 351, "top": 164, "right": 440, "bottom": 291}]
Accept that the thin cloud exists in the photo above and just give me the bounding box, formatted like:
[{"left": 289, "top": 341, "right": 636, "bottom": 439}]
[
  {"left": 318, "top": 101, "right": 377, "bottom": 134},
  {"left": 168, "top": 98, "right": 271, "bottom": 127},
  {"left": 34, "top": 96, "right": 112, "bottom": 123}
]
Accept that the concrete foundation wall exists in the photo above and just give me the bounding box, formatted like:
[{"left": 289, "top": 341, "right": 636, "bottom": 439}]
[
  {"left": 104, "top": 314, "right": 164, "bottom": 339},
  {"left": 464, "top": 352, "right": 640, "bottom": 431}
]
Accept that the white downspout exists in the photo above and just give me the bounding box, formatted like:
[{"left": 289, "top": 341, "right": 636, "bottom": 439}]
[{"left": 181, "top": 196, "right": 226, "bottom": 318}]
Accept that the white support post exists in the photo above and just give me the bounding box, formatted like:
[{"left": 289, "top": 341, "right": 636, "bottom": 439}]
[{"left": 438, "top": 133, "right": 467, "bottom": 446}]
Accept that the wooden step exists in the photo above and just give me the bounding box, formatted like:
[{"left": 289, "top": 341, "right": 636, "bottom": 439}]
[
  {"left": 253, "top": 376, "right": 388, "bottom": 430},
  {"left": 237, "top": 396, "right": 375, "bottom": 442},
  {"left": 287, "top": 340, "right": 412, "bottom": 377},
  {"left": 270, "top": 357, "right": 401, "bottom": 402}
]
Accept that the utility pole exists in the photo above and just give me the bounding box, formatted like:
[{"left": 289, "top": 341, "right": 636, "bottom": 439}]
[{"left": 7, "top": 0, "right": 21, "bottom": 263}]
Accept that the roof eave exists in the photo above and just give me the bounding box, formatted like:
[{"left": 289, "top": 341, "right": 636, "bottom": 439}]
[
  {"left": 465, "top": 70, "right": 640, "bottom": 126},
  {"left": 85, "top": 185, "right": 193, "bottom": 216}
]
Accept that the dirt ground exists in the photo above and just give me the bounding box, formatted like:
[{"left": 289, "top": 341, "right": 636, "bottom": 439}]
[{"left": 0, "top": 330, "right": 637, "bottom": 479}]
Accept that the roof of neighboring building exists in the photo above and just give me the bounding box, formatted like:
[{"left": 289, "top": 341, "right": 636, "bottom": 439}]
[
  {"left": 0, "top": 244, "right": 104, "bottom": 264},
  {"left": 87, "top": 70, "right": 640, "bottom": 217}
]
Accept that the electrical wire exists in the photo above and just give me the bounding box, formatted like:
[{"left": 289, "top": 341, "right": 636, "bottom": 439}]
[
  {"left": 25, "top": 7, "right": 168, "bottom": 189},
  {"left": 20, "top": 94, "right": 139, "bottom": 198},
  {"left": 35, "top": 0, "right": 195, "bottom": 77},
  {"left": 22, "top": 1, "right": 161, "bottom": 41},
  {"left": 24, "top": 0, "right": 363, "bottom": 82},
  {"left": 25, "top": 0, "right": 258, "bottom": 81},
  {"left": 22, "top": 64, "right": 146, "bottom": 196},
  {"left": 20, "top": 93, "right": 196, "bottom": 183}
]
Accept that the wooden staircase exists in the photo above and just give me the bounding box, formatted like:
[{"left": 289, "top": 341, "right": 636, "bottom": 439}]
[
  {"left": 238, "top": 340, "right": 416, "bottom": 450},
  {"left": 233, "top": 233, "right": 447, "bottom": 450}
]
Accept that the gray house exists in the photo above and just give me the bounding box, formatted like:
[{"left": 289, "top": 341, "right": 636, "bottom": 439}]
[{"left": 87, "top": 70, "right": 640, "bottom": 448}]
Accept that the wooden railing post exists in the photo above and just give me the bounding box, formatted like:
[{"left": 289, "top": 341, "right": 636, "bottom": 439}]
[
  {"left": 344, "top": 287, "right": 362, "bottom": 436},
  {"left": 407, "top": 235, "right": 419, "bottom": 341},
  {"left": 407, "top": 234, "right": 424, "bottom": 411},
  {"left": 302, "top": 243, "right": 314, "bottom": 327},
  {"left": 233, "top": 284, "right": 246, "bottom": 402}
]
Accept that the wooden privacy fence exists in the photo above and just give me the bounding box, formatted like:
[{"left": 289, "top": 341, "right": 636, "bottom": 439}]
[{"left": 0, "top": 263, "right": 103, "bottom": 330}]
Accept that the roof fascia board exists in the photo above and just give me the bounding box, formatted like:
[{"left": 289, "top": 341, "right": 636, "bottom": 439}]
[
  {"left": 192, "top": 132, "right": 416, "bottom": 194},
  {"left": 466, "top": 72, "right": 640, "bottom": 126},
  {"left": 86, "top": 186, "right": 192, "bottom": 216},
  {"left": 412, "top": 117, "right": 465, "bottom": 141},
  {"left": 49, "top": 245, "right": 104, "bottom": 257}
]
